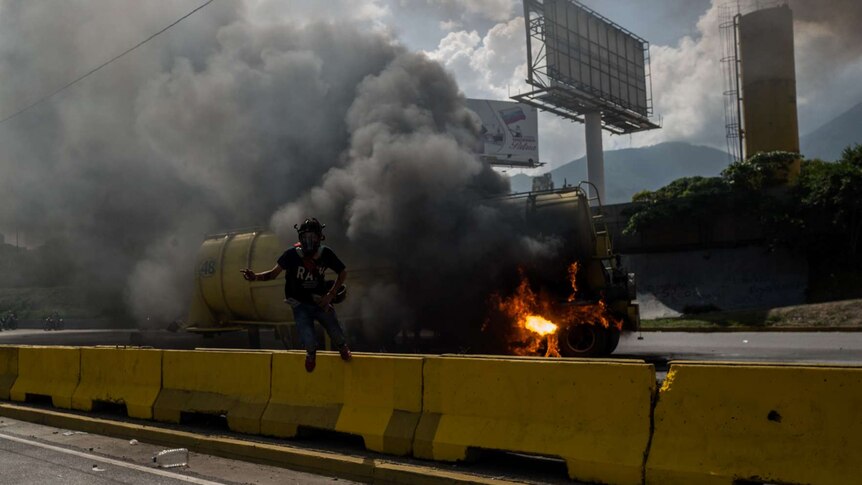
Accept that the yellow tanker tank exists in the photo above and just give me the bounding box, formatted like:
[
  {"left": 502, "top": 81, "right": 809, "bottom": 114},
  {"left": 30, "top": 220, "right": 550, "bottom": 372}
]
[
  {"left": 186, "top": 230, "right": 289, "bottom": 332},
  {"left": 185, "top": 230, "right": 385, "bottom": 345}
]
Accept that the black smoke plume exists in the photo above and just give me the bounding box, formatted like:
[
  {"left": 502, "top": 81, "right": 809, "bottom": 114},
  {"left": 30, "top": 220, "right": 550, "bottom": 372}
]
[
  {"left": 0, "top": 1, "right": 560, "bottom": 340},
  {"left": 271, "top": 51, "right": 562, "bottom": 347}
]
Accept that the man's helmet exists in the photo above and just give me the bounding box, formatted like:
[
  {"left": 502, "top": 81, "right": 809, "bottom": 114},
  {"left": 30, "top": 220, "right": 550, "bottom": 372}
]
[{"left": 295, "top": 218, "right": 325, "bottom": 254}]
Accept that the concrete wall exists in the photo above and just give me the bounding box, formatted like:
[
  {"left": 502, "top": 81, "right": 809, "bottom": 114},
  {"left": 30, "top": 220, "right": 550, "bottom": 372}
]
[
  {"left": 623, "top": 246, "right": 808, "bottom": 319},
  {"left": 598, "top": 202, "right": 810, "bottom": 318}
]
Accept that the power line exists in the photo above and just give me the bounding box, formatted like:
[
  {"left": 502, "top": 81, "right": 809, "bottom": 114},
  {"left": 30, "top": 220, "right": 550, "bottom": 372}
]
[{"left": 0, "top": 0, "right": 214, "bottom": 128}]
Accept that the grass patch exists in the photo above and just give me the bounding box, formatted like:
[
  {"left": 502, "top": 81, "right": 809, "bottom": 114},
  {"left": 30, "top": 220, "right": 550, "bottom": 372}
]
[{"left": 642, "top": 299, "right": 862, "bottom": 329}]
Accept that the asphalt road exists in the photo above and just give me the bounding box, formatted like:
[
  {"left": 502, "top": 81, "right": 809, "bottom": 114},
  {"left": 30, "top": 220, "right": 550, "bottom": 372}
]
[
  {"left": 0, "top": 417, "right": 348, "bottom": 485},
  {"left": 2, "top": 328, "right": 862, "bottom": 367},
  {"left": 616, "top": 330, "right": 862, "bottom": 366}
]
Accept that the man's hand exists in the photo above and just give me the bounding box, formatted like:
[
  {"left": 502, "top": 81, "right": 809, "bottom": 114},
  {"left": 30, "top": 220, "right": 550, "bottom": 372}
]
[
  {"left": 319, "top": 292, "right": 335, "bottom": 309},
  {"left": 240, "top": 269, "right": 256, "bottom": 281}
]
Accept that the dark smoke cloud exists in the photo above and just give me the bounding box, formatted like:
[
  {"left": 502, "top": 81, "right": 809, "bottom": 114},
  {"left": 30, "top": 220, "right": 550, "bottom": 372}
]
[
  {"left": 271, "top": 50, "right": 561, "bottom": 345},
  {"left": 790, "top": 0, "right": 862, "bottom": 58},
  {"left": 785, "top": 0, "right": 862, "bottom": 128},
  {"left": 0, "top": 0, "right": 240, "bottom": 320},
  {"left": 0, "top": 0, "right": 559, "bottom": 336}
]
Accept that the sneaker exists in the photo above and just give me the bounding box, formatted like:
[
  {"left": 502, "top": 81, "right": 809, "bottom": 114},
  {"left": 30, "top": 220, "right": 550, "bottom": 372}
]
[
  {"left": 305, "top": 353, "right": 316, "bottom": 373},
  {"left": 339, "top": 344, "right": 352, "bottom": 362}
]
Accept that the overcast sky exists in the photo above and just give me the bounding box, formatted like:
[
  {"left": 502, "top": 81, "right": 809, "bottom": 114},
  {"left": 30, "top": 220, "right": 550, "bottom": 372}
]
[{"left": 243, "top": 0, "right": 862, "bottom": 173}]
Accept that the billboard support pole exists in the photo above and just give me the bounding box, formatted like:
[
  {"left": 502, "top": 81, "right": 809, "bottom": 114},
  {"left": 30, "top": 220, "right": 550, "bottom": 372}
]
[{"left": 584, "top": 111, "right": 605, "bottom": 202}]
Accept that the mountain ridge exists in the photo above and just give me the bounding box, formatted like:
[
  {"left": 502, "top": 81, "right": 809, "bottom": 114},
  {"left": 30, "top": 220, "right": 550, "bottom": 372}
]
[
  {"left": 509, "top": 141, "right": 730, "bottom": 204},
  {"left": 800, "top": 101, "right": 862, "bottom": 161},
  {"left": 510, "top": 101, "right": 862, "bottom": 203}
]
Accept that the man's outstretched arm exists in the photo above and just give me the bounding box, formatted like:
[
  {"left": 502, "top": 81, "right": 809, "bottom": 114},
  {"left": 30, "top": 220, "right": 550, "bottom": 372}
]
[{"left": 240, "top": 264, "right": 282, "bottom": 281}]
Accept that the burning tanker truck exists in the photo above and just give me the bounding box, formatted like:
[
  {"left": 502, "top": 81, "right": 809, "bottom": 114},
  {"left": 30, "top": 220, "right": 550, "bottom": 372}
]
[{"left": 183, "top": 184, "right": 638, "bottom": 357}]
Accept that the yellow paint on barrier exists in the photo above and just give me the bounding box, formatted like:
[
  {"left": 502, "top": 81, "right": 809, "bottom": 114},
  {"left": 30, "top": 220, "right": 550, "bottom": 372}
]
[
  {"left": 9, "top": 346, "right": 80, "bottom": 409},
  {"left": 0, "top": 346, "right": 18, "bottom": 400},
  {"left": 153, "top": 350, "right": 271, "bottom": 434},
  {"left": 71, "top": 348, "right": 162, "bottom": 419},
  {"left": 414, "top": 356, "right": 655, "bottom": 485},
  {"left": 261, "top": 351, "right": 423, "bottom": 456},
  {"left": 646, "top": 362, "right": 862, "bottom": 485}
]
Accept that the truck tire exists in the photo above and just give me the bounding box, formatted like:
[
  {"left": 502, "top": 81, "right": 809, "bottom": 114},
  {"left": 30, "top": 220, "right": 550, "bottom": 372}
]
[
  {"left": 558, "top": 324, "right": 608, "bottom": 357},
  {"left": 604, "top": 327, "right": 621, "bottom": 354}
]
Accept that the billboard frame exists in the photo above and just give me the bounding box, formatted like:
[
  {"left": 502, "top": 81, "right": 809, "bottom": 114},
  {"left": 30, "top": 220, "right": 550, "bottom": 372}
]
[{"left": 512, "top": 0, "right": 660, "bottom": 135}]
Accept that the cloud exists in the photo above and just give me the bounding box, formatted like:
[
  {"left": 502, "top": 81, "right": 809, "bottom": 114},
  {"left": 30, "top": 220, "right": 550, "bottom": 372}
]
[
  {"left": 789, "top": 0, "right": 862, "bottom": 130},
  {"left": 426, "top": 17, "right": 525, "bottom": 99},
  {"left": 424, "top": 0, "right": 862, "bottom": 172},
  {"left": 425, "top": 0, "right": 518, "bottom": 23},
  {"left": 639, "top": 0, "right": 862, "bottom": 146},
  {"left": 636, "top": 4, "right": 725, "bottom": 149},
  {"left": 438, "top": 19, "right": 463, "bottom": 31},
  {"left": 246, "top": 0, "right": 392, "bottom": 27}
]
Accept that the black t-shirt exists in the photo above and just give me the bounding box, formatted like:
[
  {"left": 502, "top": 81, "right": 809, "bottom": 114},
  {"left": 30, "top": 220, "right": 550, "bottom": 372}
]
[{"left": 276, "top": 246, "right": 346, "bottom": 303}]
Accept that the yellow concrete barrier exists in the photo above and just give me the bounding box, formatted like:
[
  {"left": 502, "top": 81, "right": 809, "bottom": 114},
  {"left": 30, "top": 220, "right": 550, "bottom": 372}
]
[
  {"left": 71, "top": 348, "right": 162, "bottom": 419},
  {"left": 153, "top": 350, "right": 271, "bottom": 434},
  {"left": 261, "top": 352, "right": 423, "bottom": 456},
  {"left": 414, "top": 356, "right": 655, "bottom": 485},
  {"left": 9, "top": 346, "right": 80, "bottom": 409},
  {"left": 646, "top": 362, "right": 862, "bottom": 485},
  {"left": 0, "top": 346, "right": 18, "bottom": 400}
]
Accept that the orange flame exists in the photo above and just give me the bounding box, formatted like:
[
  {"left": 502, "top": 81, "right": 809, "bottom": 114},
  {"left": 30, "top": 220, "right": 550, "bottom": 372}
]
[
  {"left": 524, "top": 315, "right": 556, "bottom": 335},
  {"left": 567, "top": 262, "right": 579, "bottom": 302},
  {"left": 493, "top": 261, "right": 622, "bottom": 357},
  {"left": 493, "top": 272, "right": 560, "bottom": 357}
]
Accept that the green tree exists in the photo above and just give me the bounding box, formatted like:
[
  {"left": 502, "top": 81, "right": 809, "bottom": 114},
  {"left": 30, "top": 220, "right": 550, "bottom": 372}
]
[
  {"left": 624, "top": 176, "right": 731, "bottom": 235},
  {"left": 624, "top": 147, "right": 862, "bottom": 262},
  {"left": 623, "top": 152, "right": 799, "bottom": 235},
  {"left": 722, "top": 151, "right": 799, "bottom": 190},
  {"left": 793, "top": 145, "right": 862, "bottom": 261}
]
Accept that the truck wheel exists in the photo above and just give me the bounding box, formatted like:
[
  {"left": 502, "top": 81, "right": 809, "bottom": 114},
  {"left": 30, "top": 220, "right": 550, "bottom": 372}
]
[
  {"left": 558, "top": 324, "right": 607, "bottom": 357},
  {"left": 604, "top": 328, "right": 621, "bottom": 354}
]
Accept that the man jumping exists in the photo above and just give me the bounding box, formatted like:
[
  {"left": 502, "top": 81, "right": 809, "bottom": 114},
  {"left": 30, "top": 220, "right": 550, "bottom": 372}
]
[{"left": 241, "top": 218, "right": 351, "bottom": 372}]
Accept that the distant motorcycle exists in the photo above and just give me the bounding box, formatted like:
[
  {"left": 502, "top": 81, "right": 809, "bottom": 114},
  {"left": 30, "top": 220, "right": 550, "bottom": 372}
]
[
  {"left": 0, "top": 312, "right": 17, "bottom": 331},
  {"left": 43, "top": 313, "right": 64, "bottom": 331}
]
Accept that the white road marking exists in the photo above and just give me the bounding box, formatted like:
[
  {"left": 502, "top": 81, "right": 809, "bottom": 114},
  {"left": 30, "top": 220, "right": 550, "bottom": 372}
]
[{"left": 0, "top": 431, "right": 224, "bottom": 485}]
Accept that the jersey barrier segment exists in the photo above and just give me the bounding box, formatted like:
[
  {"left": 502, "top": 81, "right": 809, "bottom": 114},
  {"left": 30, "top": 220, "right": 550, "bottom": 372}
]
[
  {"left": 8, "top": 346, "right": 862, "bottom": 484},
  {"left": 413, "top": 356, "right": 656, "bottom": 485},
  {"left": 153, "top": 350, "right": 271, "bottom": 434},
  {"left": 71, "top": 348, "right": 163, "bottom": 419},
  {"left": 10, "top": 346, "right": 80, "bottom": 409},
  {"left": 0, "top": 346, "right": 18, "bottom": 400},
  {"left": 646, "top": 362, "right": 862, "bottom": 485},
  {"left": 261, "top": 351, "right": 423, "bottom": 456}
]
